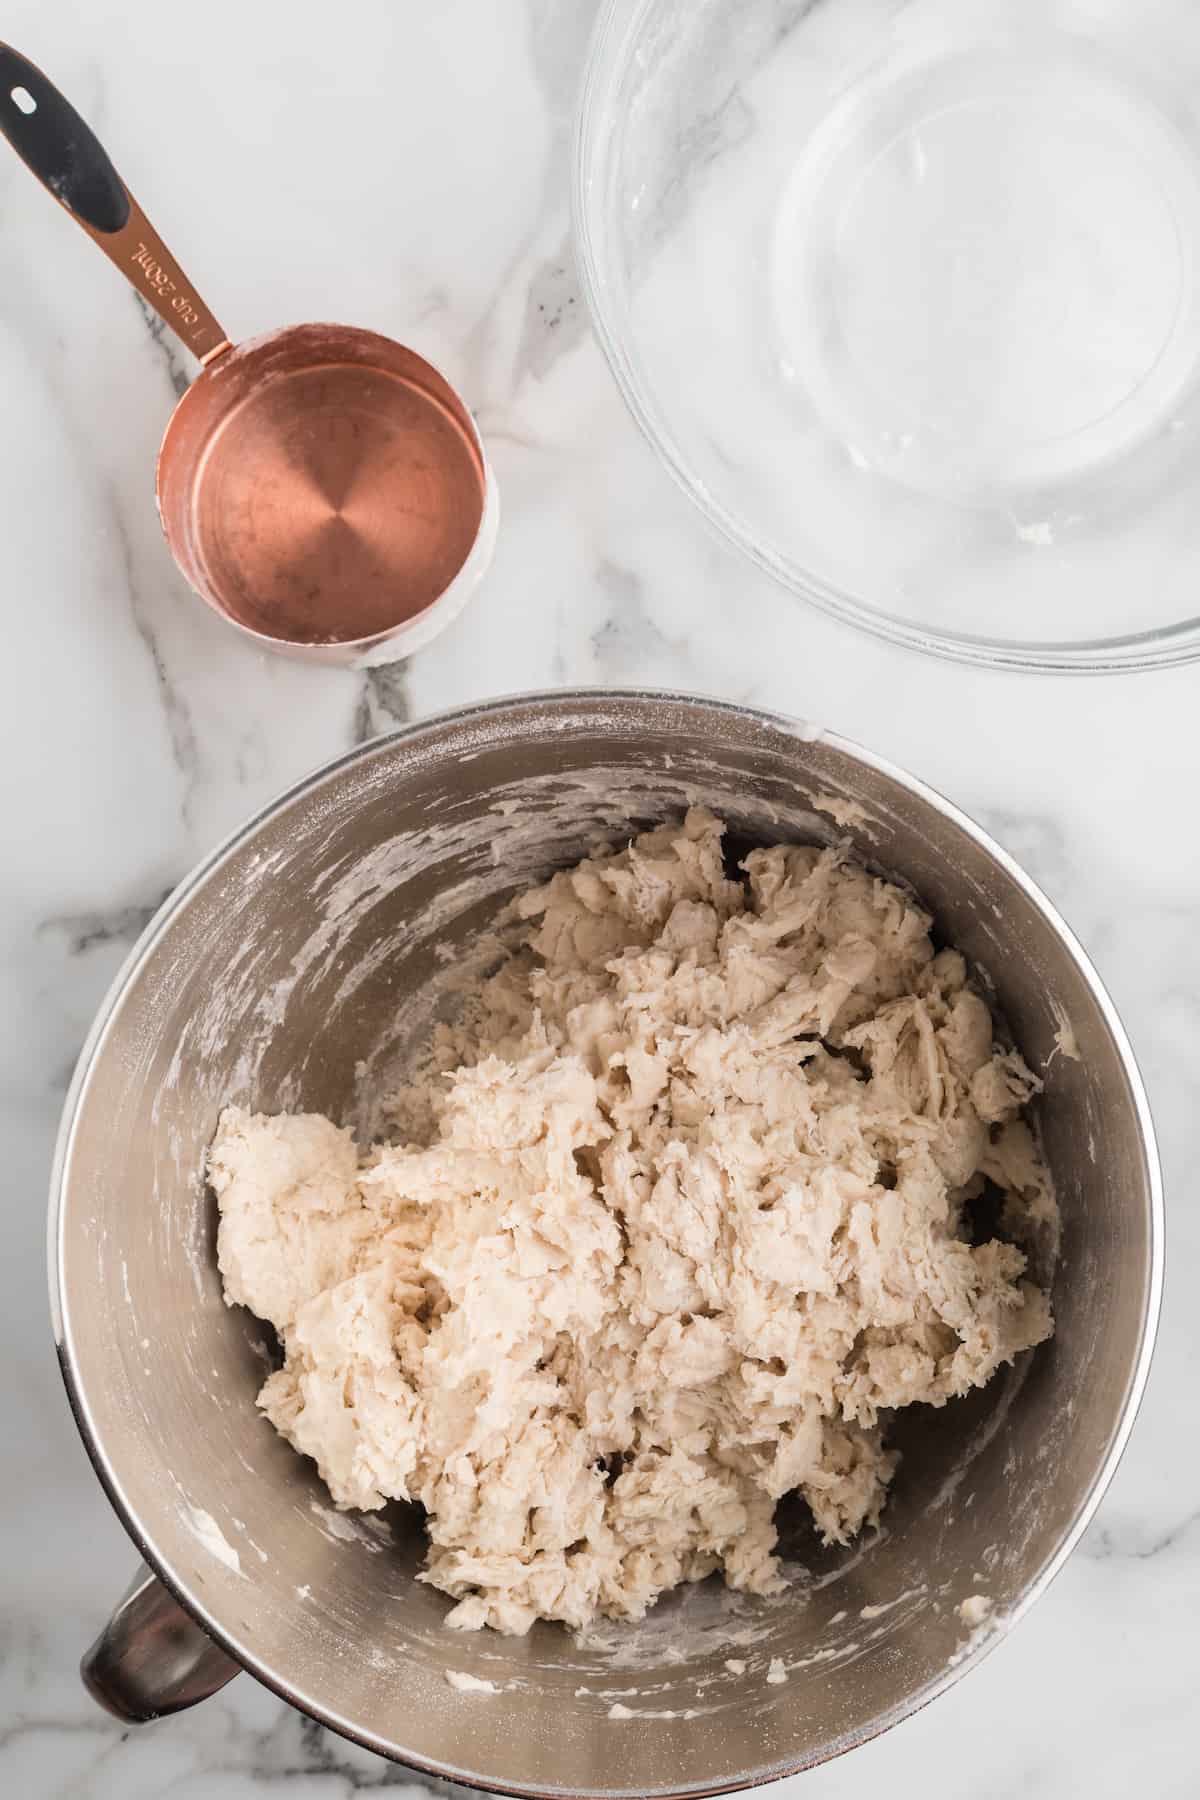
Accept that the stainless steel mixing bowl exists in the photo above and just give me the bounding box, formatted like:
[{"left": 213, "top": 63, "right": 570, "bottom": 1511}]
[{"left": 50, "top": 691, "right": 1162, "bottom": 1795}]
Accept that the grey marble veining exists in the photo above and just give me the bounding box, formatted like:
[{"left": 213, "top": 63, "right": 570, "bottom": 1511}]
[{"left": 1, "top": 1, "right": 1197, "bottom": 1795}]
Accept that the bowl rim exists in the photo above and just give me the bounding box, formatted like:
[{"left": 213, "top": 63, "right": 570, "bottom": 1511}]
[
  {"left": 47, "top": 686, "right": 1165, "bottom": 1795},
  {"left": 572, "top": 0, "right": 1200, "bottom": 676}
]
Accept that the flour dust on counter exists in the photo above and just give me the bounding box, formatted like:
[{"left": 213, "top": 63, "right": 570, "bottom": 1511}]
[{"left": 209, "top": 808, "right": 1055, "bottom": 1636}]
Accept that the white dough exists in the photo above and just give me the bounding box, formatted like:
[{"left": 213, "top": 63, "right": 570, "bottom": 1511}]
[
  {"left": 444, "top": 1669, "right": 499, "bottom": 1693},
  {"left": 958, "top": 1593, "right": 994, "bottom": 1627},
  {"left": 210, "top": 810, "right": 1054, "bottom": 1636}
]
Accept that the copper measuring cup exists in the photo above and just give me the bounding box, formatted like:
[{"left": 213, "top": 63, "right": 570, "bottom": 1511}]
[{"left": 0, "top": 44, "right": 497, "bottom": 664}]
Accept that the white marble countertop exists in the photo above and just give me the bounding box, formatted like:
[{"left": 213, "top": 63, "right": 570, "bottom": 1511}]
[{"left": 1, "top": 2, "right": 1196, "bottom": 1795}]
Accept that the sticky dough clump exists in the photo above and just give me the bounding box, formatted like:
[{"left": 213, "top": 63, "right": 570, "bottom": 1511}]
[{"left": 210, "top": 809, "right": 1054, "bottom": 1635}]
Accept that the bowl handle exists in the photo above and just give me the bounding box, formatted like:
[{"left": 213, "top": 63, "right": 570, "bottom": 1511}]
[{"left": 81, "top": 1562, "right": 241, "bottom": 1722}]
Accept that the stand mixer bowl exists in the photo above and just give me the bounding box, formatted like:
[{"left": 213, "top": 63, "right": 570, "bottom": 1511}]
[{"left": 51, "top": 692, "right": 1161, "bottom": 1793}]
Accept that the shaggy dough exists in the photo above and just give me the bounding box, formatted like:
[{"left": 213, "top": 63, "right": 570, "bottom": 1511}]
[{"left": 210, "top": 809, "right": 1054, "bottom": 1636}]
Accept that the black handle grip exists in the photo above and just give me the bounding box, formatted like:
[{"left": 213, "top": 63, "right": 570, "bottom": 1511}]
[{"left": 0, "top": 43, "right": 130, "bottom": 234}]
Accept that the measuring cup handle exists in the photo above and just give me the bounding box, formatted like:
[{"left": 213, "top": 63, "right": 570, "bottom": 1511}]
[
  {"left": 81, "top": 1562, "right": 241, "bottom": 1723},
  {"left": 0, "top": 43, "right": 230, "bottom": 362}
]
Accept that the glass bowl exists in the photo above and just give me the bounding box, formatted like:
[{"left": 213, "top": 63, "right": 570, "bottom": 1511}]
[{"left": 575, "top": 0, "right": 1200, "bottom": 671}]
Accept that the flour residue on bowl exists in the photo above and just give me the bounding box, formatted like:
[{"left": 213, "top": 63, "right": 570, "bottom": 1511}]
[
  {"left": 185, "top": 1505, "right": 242, "bottom": 1576},
  {"left": 445, "top": 1669, "right": 500, "bottom": 1694}
]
